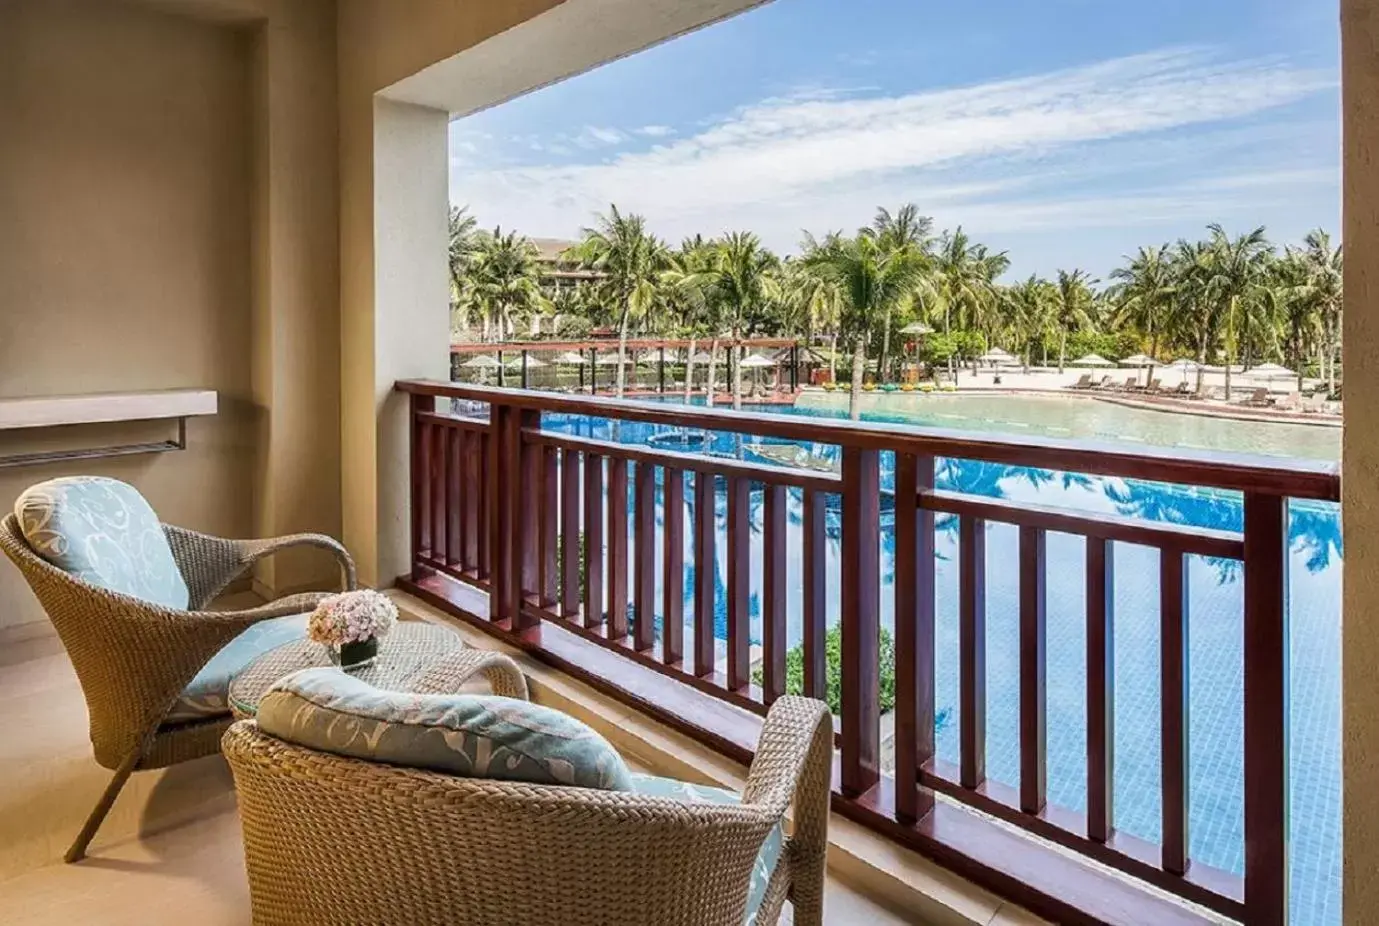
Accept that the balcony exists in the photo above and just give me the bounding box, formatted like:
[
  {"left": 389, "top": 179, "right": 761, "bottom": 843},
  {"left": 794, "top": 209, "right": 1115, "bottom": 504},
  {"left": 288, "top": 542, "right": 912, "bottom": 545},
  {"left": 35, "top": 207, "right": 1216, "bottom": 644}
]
[
  {"left": 1, "top": 0, "right": 1374, "bottom": 924},
  {"left": 394, "top": 380, "right": 1339, "bottom": 926}
]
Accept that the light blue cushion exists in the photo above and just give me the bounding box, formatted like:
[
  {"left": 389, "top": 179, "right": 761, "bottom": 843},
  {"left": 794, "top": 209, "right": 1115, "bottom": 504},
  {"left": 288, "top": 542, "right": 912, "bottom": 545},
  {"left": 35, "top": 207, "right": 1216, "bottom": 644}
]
[
  {"left": 257, "top": 668, "right": 633, "bottom": 790},
  {"left": 14, "top": 476, "right": 189, "bottom": 610},
  {"left": 629, "top": 774, "right": 784, "bottom": 925},
  {"left": 166, "top": 614, "right": 309, "bottom": 722}
]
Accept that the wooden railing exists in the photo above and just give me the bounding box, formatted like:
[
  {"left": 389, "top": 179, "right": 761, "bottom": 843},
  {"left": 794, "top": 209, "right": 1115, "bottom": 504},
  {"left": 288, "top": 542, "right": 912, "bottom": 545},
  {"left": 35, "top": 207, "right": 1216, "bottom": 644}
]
[{"left": 396, "top": 379, "right": 1340, "bottom": 926}]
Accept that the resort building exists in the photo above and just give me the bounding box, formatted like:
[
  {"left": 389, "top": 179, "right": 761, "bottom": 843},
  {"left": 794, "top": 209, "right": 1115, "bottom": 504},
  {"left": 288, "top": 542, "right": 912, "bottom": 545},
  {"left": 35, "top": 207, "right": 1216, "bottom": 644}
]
[{"left": 0, "top": 2, "right": 1369, "bottom": 926}]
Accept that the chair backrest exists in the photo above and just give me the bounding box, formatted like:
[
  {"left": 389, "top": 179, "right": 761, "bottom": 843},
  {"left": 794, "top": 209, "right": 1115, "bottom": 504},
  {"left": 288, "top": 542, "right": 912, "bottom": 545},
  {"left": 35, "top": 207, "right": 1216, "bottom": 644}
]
[
  {"left": 223, "top": 722, "right": 778, "bottom": 926},
  {"left": 0, "top": 513, "right": 244, "bottom": 767},
  {"left": 12, "top": 476, "right": 188, "bottom": 609}
]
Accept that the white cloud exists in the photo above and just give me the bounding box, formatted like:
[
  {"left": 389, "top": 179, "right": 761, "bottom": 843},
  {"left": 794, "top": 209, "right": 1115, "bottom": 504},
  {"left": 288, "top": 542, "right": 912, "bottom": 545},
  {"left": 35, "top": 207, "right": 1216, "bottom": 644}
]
[
  {"left": 451, "top": 48, "right": 1335, "bottom": 262},
  {"left": 574, "top": 126, "right": 628, "bottom": 148},
  {"left": 636, "top": 125, "right": 676, "bottom": 137}
]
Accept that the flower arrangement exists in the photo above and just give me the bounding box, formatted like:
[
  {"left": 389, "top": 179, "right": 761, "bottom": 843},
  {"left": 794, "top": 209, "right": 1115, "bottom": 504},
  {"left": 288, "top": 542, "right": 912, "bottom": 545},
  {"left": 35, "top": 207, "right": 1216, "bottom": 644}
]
[{"left": 308, "top": 590, "right": 397, "bottom": 668}]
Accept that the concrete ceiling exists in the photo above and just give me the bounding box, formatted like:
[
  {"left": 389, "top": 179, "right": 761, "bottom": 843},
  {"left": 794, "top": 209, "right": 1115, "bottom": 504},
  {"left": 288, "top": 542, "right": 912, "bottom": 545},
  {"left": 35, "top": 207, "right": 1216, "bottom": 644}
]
[{"left": 381, "top": 0, "right": 772, "bottom": 119}]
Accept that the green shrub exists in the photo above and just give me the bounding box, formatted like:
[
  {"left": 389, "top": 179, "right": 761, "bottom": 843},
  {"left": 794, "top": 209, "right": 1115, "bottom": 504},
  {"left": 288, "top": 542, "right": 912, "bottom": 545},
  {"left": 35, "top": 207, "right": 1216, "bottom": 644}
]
[{"left": 755, "top": 625, "right": 896, "bottom": 715}]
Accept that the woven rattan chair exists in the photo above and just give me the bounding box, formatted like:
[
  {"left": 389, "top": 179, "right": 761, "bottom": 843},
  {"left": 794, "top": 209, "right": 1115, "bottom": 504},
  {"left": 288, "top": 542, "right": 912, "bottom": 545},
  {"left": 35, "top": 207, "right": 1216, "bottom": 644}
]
[
  {"left": 0, "top": 511, "right": 355, "bottom": 862},
  {"left": 223, "top": 694, "right": 833, "bottom": 926}
]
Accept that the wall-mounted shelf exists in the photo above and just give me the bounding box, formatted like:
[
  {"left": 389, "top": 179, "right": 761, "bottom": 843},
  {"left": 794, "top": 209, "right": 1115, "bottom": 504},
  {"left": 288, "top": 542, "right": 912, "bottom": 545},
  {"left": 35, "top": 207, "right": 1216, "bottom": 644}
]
[{"left": 0, "top": 389, "right": 218, "bottom": 468}]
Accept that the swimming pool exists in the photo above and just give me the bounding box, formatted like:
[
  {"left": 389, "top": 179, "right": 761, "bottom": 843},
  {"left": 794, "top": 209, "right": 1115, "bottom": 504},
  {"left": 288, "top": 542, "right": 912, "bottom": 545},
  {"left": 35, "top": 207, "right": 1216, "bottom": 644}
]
[{"left": 541, "top": 396, "right": 1341, "bottom": 925}]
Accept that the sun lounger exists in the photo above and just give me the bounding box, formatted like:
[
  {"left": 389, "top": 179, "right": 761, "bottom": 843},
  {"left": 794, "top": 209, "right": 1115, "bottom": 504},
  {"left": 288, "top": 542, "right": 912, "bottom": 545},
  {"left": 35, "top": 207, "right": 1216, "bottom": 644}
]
[
  {"left": 1303, "top": 393, "right": 1327, "bottom": 413},
  {"left": 1115, "top": 376, "right": 1137, "bottom": 392},
  {"left": 1243, "top": 387, "right": 1271, "bottom": 408},
  {"left": 1274, "top": 392, "right": 1303, "bottom": 412},
  {"left": 1069, "top": 374, "right": 1093, "bottom": 390},
  {"left": 1144, "top": 378, "right": 1163, "bottom": 394},
  {"left": 1093, "top": 376, "right": 1115, "bottom": 390}
]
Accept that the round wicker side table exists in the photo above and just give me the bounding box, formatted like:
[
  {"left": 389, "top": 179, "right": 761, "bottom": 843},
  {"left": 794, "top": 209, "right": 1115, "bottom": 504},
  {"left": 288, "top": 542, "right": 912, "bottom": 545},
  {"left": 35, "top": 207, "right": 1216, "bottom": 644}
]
[{"left": 228, "top": 622, "right": 526, "bottom": 718}]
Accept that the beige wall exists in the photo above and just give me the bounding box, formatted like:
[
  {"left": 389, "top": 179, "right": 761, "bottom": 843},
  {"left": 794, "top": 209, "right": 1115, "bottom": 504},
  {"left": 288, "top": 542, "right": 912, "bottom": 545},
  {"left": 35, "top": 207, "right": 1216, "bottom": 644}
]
[
  {"left": 248, "top": 0, "right": 341, "bottom": 595},
  {"left": 0, "top": 0, "right": 255, "bottom": 628},
  {"left": 1343, "top": 1, "right": 1378, "bottom": 920}
]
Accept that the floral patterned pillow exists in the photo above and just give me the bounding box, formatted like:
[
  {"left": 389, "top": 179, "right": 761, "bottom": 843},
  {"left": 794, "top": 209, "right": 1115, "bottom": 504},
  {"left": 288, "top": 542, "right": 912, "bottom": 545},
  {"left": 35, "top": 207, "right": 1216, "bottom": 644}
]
[
  {"left": 14, "top": 476, "right": 189, "bottom": 609},
  {"left": 257, "top": 668, "right": 632, "bottom": 790}
]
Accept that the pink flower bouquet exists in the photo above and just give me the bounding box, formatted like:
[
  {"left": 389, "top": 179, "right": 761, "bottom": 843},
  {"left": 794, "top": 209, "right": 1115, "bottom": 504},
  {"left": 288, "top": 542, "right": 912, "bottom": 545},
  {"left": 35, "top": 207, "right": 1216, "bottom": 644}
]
[{"left": 308, "top": 589, "right": 397, "bottom": 667}]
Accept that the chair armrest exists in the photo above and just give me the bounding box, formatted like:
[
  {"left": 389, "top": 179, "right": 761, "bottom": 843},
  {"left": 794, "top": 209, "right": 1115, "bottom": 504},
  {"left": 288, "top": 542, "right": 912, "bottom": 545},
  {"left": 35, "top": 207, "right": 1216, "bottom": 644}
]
[
  {"left": 741, "top": 697, "right": 832, "bottom": 926},
  {"left": 234, "top": 533, "right": 358, "bottom": 592},
  {"left": 410, "top": 648, "right": 530, "bottom": 700},
  {"left": 165, "top": 525, "right": 356, "bottom": 608}
]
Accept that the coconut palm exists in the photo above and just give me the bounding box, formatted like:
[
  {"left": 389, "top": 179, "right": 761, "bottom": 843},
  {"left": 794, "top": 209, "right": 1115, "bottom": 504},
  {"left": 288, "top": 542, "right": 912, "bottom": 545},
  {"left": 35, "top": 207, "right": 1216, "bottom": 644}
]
[
  {"left": 803, "top": 228, "right": 928, "bottom": 419},
  {"left": 1292, "top": 229, "right": 1343, "bottom": 395},
  {"left": 1204, "top": 224, "right": 1272, "bottom": 396},
  {"left": 933, "top": 228, "right": 1005, "bottom": 374},
  {"left": 1005, "top": 276, "right": 1058, "bottom": 366},
  {"left": 469, "top": 228, "right": 548, "bottom": 342},
  {"left": 1109, "top": 244, "right": 1174, "bottom": 360},
  {"left": 871, "top": 205, "right": 936, "bottom": 381},
  {"left": 448, "top": 206, "right": 481, "bottom": 334},
  {"left": 782, "top": 259, "right": 845, "bottom": 382},
  {"left": 570, "top": 206, "right": 671, "bottom": 397},
  {"left": 696, "top": 232, "right": 782, "bottom": 408},
  {"left": 1052, "top": 269, "right": 1097, "bottom": 372}
]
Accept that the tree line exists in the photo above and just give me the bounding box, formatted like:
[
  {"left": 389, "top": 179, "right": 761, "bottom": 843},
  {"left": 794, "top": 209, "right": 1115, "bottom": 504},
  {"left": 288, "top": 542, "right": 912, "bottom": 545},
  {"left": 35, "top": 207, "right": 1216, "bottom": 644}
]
[{"left": 449, "top": 203, "right": 1342, "bottom": 419}]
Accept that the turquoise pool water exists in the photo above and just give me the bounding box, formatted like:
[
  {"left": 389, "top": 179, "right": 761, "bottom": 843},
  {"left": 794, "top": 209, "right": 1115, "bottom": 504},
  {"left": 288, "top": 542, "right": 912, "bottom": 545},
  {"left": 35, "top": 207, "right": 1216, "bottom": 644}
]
[
  {"left": 538, "top": 394, "right": 1341, "bottom": 925},
  {"left": 795, "top": 391, "right": 1340, "bottom": 461}
]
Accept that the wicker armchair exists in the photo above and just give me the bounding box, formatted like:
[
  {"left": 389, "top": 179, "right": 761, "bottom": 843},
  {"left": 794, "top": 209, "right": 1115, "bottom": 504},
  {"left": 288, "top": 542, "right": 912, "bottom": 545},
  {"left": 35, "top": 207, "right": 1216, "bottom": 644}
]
[
  {"left": 223, "top": 695, "right": 833, "bottom": 926},
  {"left": 0, "top": 513, "right": 355, "bottom": 862}
]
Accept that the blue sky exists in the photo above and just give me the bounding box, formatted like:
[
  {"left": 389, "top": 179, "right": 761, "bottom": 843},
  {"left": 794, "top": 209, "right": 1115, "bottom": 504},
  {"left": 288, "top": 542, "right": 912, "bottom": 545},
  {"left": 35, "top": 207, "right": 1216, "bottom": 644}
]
[{"left": 448, "top": 0, "right": 1339, "bottom": 279}]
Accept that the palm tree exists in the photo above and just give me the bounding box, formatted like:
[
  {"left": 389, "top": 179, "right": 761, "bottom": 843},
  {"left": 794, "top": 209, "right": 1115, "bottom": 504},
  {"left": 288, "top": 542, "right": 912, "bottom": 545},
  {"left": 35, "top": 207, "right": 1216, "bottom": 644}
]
[
  {"left": 448, "top": 206, "right": 481, "bottom": 335},
  {"left": 1052, "top": 269, "right": 1096, "bottom": 372},
  {"left": 1005, "top": 276, "right": 1057, "bottom": 366},
  {"left": 782, "top": 259, "right": 845, "bottom": 382},
  {"left": 570, "top": 206, "right": 670, "bottom": 397},
  {"left": 661, "top": 238, "right": 715, "bottom": 403},
  {"left": 1293, "top": 229, "right": 1343, "bottom": 395},
  {"left": 469, "top": 228, "right": 548, "bottom": 342},
  {"left": 1166, "top": 240, "right": 1217, "bottom": 391},
  {"left": 1204, "top": 224, "right": 1272, "bottom": 396},
  {"left": 803, "top": 228, "right": 928, "bottom": 419},
  {"left": 934, "top": 228, "right": 1003, "bottom": 375},
  {"left": 697, "top": 232, "right": 781, "bottom": 408},
  {"left": 1109, "top": 244, "right": 1174, "bottom": 360},
  {"left": 871, "top": 205, "right": 935, "bottom": 381}
]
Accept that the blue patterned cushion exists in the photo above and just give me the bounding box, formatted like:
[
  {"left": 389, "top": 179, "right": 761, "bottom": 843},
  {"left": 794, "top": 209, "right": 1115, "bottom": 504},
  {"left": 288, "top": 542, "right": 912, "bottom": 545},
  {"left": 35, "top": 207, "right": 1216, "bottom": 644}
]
[
  {"left": 629, "top": 774, "right": 784, "bottom": 925},
  {"left": 165, "top": 614, "right": 309, "bottom": 722},
  {"left": 14, "top": 476, "right": 189, "bottom": 610},
  {"left": 257, "top": 668, "right": 633, "bottom": 790}
]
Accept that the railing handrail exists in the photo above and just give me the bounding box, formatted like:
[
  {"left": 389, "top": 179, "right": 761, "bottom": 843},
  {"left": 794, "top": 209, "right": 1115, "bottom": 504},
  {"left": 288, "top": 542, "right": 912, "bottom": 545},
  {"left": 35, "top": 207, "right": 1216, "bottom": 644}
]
[{"left": 397, "top": 379, "right": 1340, "bottom": 501}]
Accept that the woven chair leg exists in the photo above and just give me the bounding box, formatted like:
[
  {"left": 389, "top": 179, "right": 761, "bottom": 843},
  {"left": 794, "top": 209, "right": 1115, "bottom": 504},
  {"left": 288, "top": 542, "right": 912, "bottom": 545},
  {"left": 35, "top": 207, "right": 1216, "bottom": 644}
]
[{"left": 65, "top": 747, "right": 142, "bottom": 863}]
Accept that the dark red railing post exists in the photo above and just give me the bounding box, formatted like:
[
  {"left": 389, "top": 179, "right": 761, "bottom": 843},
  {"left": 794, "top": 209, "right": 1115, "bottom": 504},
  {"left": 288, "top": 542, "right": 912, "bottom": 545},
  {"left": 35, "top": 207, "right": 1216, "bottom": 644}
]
[
  {"left": 692, "top": 469, "right": 716, "bottom": 677},
  {"left": 1086, "top": 537, "right": 1115, "bottom": 844},
  {"left": 409, "top": 393, "right": 435, "bottom": 580},
  {"left": 1019, "top": 525, "right": 1048, "bottom": 815},
  {"left": 606, "top": 457, "right": 630, "bottom": 639},
  {"left": 559, "top": 448, "right": 582, "bottom": 619},
  {"left": 1243, "top": 491, "right": 1289, "bottom": 926},
  {"left": 802, "top": 488, "right": 827, "bottom": 700},
  {"left": 761, "top": 482, "right": 788, "bottom": 704},
  {"left": 1160, "top": 549, "right": 1190, "bottom": 876},
  {"left": 488, "top": 401, "right": 540, "bottom": 628},
  {"left": 662, "top": 468, "right": 685, "bottom": 666},
  {"left": 583, "top": 453, "right": 606, "bottom": 628},
  {"left": 540, "top": 444, "right": 559, "bottom": 608},
  {"left": 840, "top": 445, "right": 881, "bottom": 798},
  {"left": 633, "top": 462, "right": 657, "bottom": 651},
  {"left": 959, "top": 514, "right": 987, "bottom": 790},
  {"left": 895, "top": 454, "right": 937, "bottom": 823},
  {"left": 726, "top": 475, "right": 751, "bottom": 691}
]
